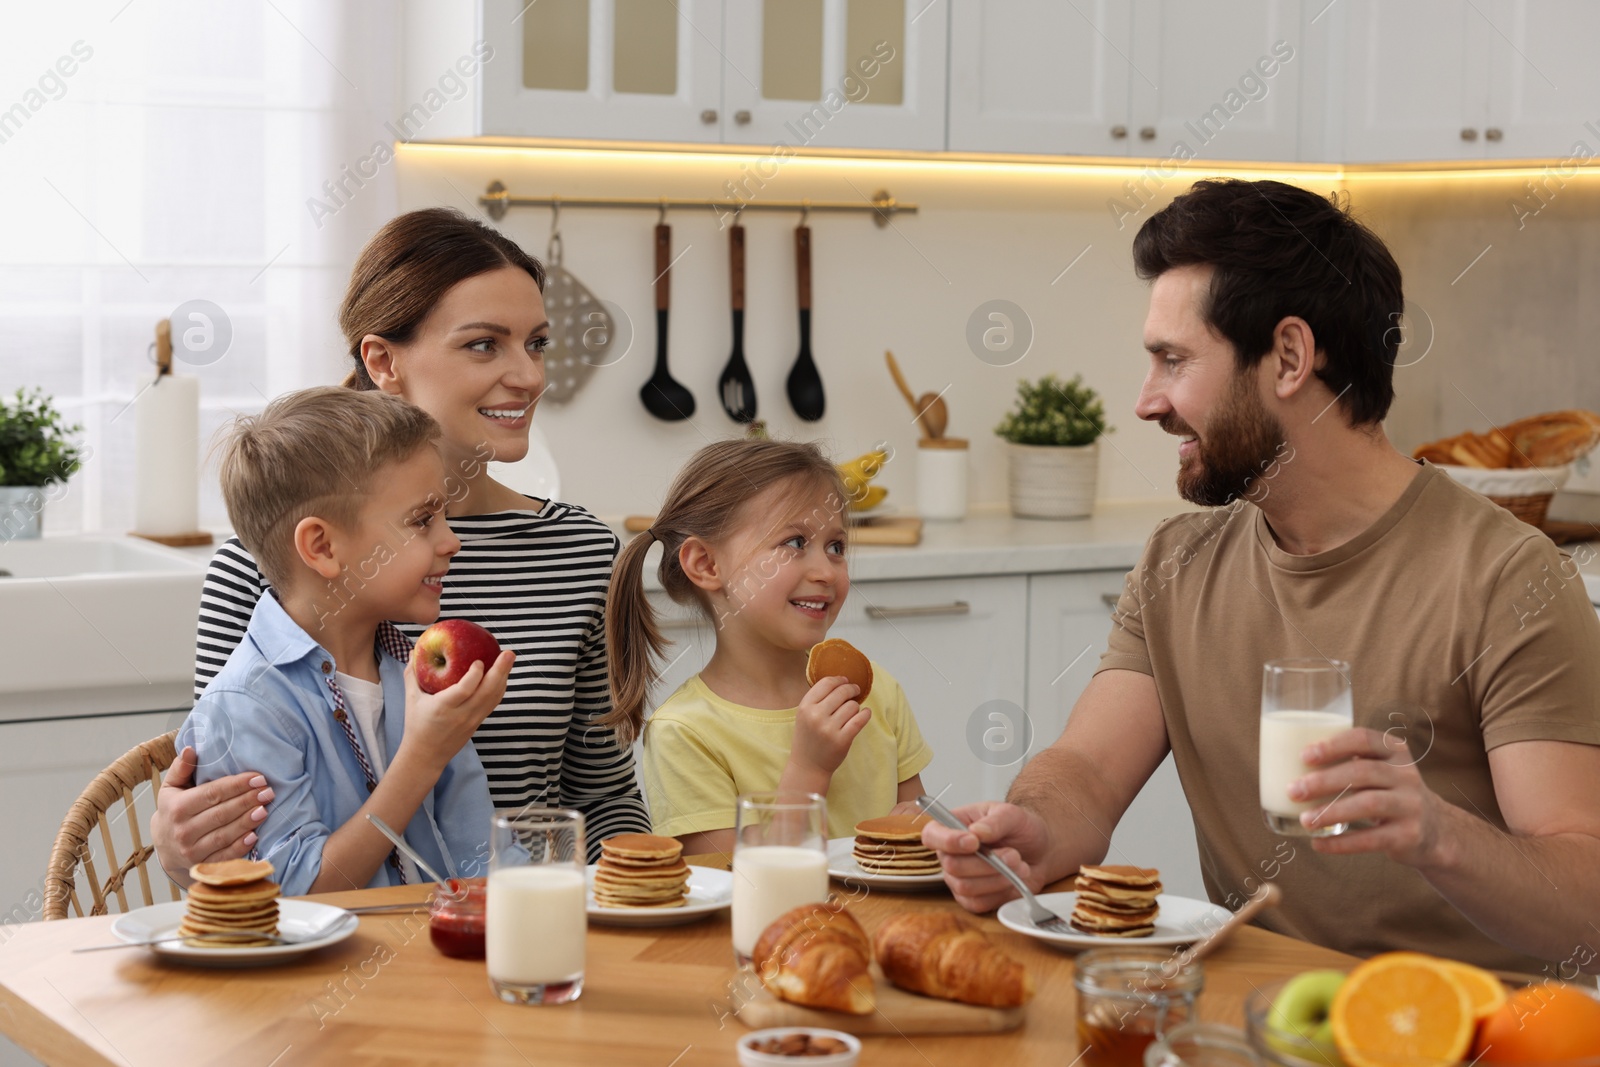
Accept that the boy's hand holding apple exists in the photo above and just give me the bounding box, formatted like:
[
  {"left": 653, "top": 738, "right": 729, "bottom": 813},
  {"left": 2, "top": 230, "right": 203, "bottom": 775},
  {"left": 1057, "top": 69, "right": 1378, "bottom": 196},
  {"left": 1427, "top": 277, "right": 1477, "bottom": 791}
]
[{"left": 401, "top": 620, "right": 515, "bottom": 771}]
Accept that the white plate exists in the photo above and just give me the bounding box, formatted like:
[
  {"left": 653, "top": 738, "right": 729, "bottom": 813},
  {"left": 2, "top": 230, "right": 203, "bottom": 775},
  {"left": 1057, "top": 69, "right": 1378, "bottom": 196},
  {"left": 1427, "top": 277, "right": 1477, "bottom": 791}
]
[
  {"left": 825, "top": 837, "right": 946, "bottom": 892},
  {"left": 110, "top": 900, "right": 358, "bottom": 968},
  {"left": 585, "top": 864, "right": 733, "bottom": 926},
  {"left": 997, "top": 892, "right": 1230, "bottom": 950}
]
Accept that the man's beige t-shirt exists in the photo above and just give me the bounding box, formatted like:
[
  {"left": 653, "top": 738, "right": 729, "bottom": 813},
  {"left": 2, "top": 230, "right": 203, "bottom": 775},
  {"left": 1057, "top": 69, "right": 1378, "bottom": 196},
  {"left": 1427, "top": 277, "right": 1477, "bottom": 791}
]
[{"left": 1098, "top": 462, "right": 1600, "bottom": 971}]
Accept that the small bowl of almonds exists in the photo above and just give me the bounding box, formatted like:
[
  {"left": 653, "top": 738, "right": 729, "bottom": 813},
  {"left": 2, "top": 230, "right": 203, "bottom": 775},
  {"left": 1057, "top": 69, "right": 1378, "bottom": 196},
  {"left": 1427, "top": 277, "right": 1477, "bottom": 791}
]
[{"left": 737, "top": 1028, "right": 861, "bottom": 1067}]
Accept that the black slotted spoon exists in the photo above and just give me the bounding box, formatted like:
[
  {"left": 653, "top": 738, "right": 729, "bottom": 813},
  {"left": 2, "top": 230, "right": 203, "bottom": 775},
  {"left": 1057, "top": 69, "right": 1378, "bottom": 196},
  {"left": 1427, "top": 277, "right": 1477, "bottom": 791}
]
[
  {"left": 786, "top": 223, "right": 825, "bottom": 421},
  {"left": 718, "top": 222, "right": 757, "bottom": 423},
  {"left": 640, "top": 221, "right": 696, "bottom": 421}
]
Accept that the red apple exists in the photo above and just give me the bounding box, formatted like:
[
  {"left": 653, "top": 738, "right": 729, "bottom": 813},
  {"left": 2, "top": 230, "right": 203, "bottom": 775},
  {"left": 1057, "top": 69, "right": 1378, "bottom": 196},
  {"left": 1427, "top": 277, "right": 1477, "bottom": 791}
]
[{"left": 411, "top": 619, "right": 502, "bottom": 694}]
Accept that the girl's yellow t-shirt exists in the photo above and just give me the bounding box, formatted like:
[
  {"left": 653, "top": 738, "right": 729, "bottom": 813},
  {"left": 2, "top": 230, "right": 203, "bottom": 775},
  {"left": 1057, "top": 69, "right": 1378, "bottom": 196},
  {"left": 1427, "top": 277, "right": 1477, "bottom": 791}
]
[{"left": 640, "top": 662, "right": 933, "bottom": 839}]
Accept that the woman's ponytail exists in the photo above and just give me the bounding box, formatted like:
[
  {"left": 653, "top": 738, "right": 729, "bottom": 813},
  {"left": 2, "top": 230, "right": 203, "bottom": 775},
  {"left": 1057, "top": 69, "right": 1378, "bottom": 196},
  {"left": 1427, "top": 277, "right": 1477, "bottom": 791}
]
[{"left": 602, "top": 527, "right": 669, "bottom": 745}]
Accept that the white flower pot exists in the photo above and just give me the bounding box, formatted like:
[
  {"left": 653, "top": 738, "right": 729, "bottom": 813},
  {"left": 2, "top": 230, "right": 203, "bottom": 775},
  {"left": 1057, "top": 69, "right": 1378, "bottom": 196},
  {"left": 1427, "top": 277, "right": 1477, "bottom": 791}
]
[
  {"left": 0, "top": 485, "right": 46, "bottom": 540},
  {"left": 1006, "top": 441, "right": 1100, "bottom": 519}
]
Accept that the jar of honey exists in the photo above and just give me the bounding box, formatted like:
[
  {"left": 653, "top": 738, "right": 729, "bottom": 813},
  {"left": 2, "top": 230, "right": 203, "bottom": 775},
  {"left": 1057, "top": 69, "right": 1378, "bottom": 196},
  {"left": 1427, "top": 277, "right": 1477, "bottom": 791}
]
[
  {"left": 1075, "top": 949, "right": 1205, "bottom": 1067},
  {"left": 429, "top": 877, "right": 487, "bottom": 959}
]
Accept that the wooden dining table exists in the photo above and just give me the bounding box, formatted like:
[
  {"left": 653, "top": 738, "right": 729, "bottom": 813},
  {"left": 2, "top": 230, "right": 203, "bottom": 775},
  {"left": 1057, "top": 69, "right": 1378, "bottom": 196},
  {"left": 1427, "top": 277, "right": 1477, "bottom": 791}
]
[{"left": 0, "top": 861, "right": 1356, "bottom": 1067}]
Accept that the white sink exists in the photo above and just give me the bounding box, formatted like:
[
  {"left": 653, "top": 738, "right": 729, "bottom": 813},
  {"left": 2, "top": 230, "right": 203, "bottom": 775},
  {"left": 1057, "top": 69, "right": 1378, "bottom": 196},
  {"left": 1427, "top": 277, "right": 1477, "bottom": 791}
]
[{"left": 0, "top": 536, "right": 208, "bottom": 720}]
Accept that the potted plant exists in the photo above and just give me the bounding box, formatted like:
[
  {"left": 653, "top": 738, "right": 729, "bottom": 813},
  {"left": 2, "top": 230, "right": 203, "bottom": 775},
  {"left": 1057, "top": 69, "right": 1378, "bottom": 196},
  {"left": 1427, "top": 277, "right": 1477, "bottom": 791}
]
[
  {"left": 994, "top": 373, "right": 1109, "bottom": 519},
  {"left": 0, "top": 388, "right": 85, "bottom": 540}
]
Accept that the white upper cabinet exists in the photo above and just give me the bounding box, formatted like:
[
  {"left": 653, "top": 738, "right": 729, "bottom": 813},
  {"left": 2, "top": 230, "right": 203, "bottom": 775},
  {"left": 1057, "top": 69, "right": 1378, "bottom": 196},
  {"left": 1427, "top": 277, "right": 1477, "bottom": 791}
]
[
  {"left": 947, "top": 0, "right": 1134, "bottom": 156},
  {"left": 473, "top": 0, "right": 945, "bottom": 149},
  {"left": 948, "top": 0, "right": 1300, "bottom": 162},
  {"left": 478, "top": 0, "right": 725, "bottom": 142},
  {"left": 1484, "top": 0, "right": 1600, "bottom": 160},
  {"left": 1333, "top": 0, "right": 1491, "bottom": 163},
  {"left": 722, "top": 0, "right": 949, "bottom": 150},
  {"left": 1128, "top": 0, "right": 1303, "bottom": 164}
]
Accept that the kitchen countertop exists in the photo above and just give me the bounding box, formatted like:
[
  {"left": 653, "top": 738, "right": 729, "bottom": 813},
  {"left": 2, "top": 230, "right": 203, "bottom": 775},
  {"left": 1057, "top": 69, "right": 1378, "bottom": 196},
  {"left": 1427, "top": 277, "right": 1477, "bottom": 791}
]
[{"left": 623, "top": 499, "right": 1201, "bottom": 590}]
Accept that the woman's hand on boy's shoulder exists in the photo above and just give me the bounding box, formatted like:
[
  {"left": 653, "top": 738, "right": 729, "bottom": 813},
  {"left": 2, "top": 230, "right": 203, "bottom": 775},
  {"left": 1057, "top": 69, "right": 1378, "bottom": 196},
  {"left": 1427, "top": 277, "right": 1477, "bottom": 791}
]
[
  {"left": 399, "top": 650, "right": 517, "bottom": 772},
  {"left": 792, "top": 676, "right": 872, "bottom": 778}
]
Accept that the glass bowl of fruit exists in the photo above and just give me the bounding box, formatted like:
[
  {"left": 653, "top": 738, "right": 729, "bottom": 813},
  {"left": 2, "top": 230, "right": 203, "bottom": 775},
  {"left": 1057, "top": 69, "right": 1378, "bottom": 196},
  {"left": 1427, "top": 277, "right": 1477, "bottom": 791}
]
[{"left": 1245, "top": 954, "right": 1600, "bottom": 1067}]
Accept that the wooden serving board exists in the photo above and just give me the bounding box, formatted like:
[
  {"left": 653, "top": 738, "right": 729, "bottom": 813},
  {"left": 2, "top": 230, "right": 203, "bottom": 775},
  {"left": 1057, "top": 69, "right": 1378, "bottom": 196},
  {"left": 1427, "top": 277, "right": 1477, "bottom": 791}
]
[
  {"left": 736, "top": 965, "right": 1025, "bottom": 1035},
  {"left": 623, "top": 514, "right": 924, "bottom": 546}
]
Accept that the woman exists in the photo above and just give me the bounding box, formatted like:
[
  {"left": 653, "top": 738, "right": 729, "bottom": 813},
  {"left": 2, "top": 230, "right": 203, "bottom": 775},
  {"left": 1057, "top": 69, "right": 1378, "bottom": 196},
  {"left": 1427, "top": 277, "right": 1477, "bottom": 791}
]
[{"left": 153, "top": 208, "right": 649, "bottom": 876}]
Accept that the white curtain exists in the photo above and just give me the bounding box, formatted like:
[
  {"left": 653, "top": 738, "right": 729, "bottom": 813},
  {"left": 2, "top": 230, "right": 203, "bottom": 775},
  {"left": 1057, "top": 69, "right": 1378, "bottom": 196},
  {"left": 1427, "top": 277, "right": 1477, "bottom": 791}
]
[{"left": 0, "top": 0, "right": 406, "bottom": 535}]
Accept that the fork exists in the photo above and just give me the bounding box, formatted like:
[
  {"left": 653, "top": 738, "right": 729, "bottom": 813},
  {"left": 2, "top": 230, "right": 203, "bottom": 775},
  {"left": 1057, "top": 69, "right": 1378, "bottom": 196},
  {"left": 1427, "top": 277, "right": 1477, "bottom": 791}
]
[{"left": 917, "top": 795, "right": 1074, "bottom": 934}]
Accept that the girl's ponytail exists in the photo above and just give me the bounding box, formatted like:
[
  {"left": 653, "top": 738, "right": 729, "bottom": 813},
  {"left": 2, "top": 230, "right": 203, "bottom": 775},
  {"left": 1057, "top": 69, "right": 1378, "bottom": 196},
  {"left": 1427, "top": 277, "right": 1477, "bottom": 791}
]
[{"left": 602, "top": 527, "right": 668, "bottom": 745}]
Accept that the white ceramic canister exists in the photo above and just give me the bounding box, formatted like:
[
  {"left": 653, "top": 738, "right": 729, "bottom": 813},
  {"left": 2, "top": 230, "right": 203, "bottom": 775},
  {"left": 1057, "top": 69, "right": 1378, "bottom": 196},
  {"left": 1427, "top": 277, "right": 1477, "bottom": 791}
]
[{"left": 917, "top": 437, "right": 969, "bottom": 520}]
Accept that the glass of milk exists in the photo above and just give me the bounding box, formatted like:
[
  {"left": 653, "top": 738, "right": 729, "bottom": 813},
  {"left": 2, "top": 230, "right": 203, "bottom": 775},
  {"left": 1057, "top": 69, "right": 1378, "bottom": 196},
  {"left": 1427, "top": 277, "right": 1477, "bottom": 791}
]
[
  {"left": 731, "top": 792, "right": 829, "bottom": 966},
  {"left": 487, "top": 808, "right": 587, "bottom": 1005},
  {"left": 1259, "top": 658, "right": 1354, "bottom": 838}
]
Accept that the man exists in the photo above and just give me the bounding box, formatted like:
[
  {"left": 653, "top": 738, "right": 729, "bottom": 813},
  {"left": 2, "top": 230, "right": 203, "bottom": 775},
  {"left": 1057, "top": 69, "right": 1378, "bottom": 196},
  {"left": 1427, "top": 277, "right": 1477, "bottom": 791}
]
[{"left": 926, "top": 179, "right": 1600, "bottom": 974}]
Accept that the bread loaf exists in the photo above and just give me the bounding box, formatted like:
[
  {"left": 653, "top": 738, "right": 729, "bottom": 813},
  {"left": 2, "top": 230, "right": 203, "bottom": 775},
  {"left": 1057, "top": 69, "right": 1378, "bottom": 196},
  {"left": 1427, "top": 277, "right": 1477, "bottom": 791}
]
[
  {"left": 752, "top": 900, "right": 875, "bottom": 1015},
  {"left": 872, "top": 911, "right": 1034, "bottom": 1008},
  {"left": 1413, "top": 410, "right": 1600, "bottom": 470}
]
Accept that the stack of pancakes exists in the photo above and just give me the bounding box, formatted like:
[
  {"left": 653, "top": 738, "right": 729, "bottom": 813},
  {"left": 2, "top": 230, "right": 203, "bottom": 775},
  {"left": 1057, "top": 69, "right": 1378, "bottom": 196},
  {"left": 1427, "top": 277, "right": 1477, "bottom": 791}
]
[
  {"left": 181, "top": 859, "right": 280, "bottom": 947},
  {"left": 592, "top": 834, "right": 690, "bottom": 909},
  {"left": 1070, "top": 864, "right": 1162, "bottom": 938},
  {"left": 852, "top": 814, "right": 940, "bottom": 877}
]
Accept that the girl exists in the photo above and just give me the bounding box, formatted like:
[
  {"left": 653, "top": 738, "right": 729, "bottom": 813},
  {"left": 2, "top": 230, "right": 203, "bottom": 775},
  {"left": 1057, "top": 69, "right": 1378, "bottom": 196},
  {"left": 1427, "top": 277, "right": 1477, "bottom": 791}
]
[
  {"left": 606, "top": 439, "right": 932, "bottom": 855},
  {"left": 153, "top": 209, "right": 651, "bottom": 879}
]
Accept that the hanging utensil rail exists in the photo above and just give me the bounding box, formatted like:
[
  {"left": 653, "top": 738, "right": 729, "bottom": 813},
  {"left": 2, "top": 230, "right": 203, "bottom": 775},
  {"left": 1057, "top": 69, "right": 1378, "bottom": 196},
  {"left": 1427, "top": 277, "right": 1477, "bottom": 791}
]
[{"left": 479, "top": 181, "right": 916, "bottom": 227}]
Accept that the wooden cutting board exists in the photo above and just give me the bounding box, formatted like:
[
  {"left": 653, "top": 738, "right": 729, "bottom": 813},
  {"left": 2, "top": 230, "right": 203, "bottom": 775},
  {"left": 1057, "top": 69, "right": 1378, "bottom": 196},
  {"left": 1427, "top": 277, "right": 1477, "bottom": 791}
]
[
  {"left": 736, "top": 964, "right": 1025, "bottom": 1034},
  {"left": 623, "top": 515, "right": 923, "bottom": 546}
]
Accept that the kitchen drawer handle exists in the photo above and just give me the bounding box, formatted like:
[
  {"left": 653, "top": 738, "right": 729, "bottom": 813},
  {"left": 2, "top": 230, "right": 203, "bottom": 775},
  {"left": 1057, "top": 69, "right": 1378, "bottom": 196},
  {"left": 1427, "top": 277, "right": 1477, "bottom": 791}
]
[
  {"left": 700, "top": 108, "right": 719, "bottom": 124},
  {"left": 1110, "top": 124, "right": 1128, "bottom": 139},
  {"left": 1485, "top": 127, "right": 1503, "bottom": 142},
  {"left": 735, "top": 109, "right": 752, "bottom": 125},
  {"left": 1460, "top": 127, "right": 1478, "bottom": 141},
  {"left": 1139, "top": 125, "right": 1156, "bottom": 140},
  {"left": 1101, "top": 592, "right": 1122, "bottom": 610},
  {"left": 865, "top": 601, "right": 971, "bottom": 620}
]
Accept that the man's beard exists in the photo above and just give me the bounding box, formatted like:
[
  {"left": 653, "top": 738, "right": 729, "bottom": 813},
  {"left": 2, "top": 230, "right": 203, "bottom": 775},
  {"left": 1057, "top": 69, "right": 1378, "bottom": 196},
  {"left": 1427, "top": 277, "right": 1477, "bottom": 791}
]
[{"left": 1163, "top": 373, "right": 1287, "bottom": 508}]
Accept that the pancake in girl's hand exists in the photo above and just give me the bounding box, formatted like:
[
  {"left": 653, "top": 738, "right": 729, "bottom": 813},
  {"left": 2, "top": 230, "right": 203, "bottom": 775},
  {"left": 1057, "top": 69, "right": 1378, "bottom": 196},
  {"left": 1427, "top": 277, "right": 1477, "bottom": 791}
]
[{"left": 805, "top": 639, "right": 873, "bottom": 701}]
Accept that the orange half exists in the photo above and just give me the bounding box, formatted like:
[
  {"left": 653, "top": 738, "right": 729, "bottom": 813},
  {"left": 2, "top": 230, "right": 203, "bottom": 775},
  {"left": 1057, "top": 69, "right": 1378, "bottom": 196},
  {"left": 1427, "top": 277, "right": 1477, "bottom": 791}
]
[
  {"left": 1330, "top": 953, "right": 1474, "bottom": 1067},
  {"left": 1434, "top": 959, "right": 1508, "bottom": 1022}
]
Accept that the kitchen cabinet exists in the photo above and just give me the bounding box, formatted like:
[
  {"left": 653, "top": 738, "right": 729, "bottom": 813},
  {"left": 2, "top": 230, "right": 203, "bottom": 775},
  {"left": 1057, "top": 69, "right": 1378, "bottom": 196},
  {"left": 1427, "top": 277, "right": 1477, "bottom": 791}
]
[
  {"left": 948, "top": 0, "right": 1302, "bottom": 163},
  {"left": 0, "top": 711, "right": 185, "bottom": 935},
  {"left": 1332, "top": 0, "right": 1600, "bottom": 163},
  {"left": 1025, "top": 571, "right": 1203, "bottom": 900},
  {"left": 468, "top": 0, "right": 946, "bottom": 149}
]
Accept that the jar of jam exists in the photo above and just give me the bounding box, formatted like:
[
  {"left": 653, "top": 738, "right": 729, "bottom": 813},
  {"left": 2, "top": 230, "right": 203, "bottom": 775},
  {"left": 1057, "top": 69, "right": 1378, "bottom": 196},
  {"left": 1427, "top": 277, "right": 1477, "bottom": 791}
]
[
  {"left": 1075, "top": 949, "right": 1205, "bottom": 1067},
  {"left": 429, "top": 877, "right": 486, "bottom": 959}
]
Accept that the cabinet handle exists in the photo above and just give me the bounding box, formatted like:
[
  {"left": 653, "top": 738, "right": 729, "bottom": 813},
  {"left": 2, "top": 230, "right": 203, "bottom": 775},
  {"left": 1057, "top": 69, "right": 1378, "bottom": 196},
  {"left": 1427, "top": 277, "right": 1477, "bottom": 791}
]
[
  {"left": 1139, "top": 126, "right": 1156, "bottom": 140},
  {"left": 1101, "top": 592, "right": 1122, "bottom": 611},
  {"left": 734, "top": 109, "right": 751, "bottom": 125},
  {"left": 700, "top": 109, "right": 719, "bottom": 124},
  {"left": 1110, "top": 125, "right": 1128, "bottom": 139},
  {"left": 865, "top": 601, "right": 971, "bottom": 620},
  {"left": 1460, "top": 127, "right": 1478, "bottom": 141},
  {"left": 1485, "top": 127, "right": 1503, "bottom": 142}
]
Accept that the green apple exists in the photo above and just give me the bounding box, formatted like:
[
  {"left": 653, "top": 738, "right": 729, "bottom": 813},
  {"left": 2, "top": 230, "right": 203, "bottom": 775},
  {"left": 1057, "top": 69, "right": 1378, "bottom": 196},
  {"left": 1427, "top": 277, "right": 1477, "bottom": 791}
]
[{"left": 1266, "top": 970, "right": 1346, "bottom": 1065}]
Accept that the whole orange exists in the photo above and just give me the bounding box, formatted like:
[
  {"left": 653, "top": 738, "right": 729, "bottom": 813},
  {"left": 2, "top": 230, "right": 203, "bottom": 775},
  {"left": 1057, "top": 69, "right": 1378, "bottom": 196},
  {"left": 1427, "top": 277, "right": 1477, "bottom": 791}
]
[{"left": 1474, "top": 984, "right": 1600, "bottom": 1062}]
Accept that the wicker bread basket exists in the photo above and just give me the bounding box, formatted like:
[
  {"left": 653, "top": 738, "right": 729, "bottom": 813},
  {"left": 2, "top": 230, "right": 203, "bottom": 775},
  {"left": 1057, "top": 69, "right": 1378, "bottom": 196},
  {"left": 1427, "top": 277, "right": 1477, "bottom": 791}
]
[{"left": 1434, "top": 464, "right": 1572, "bottom": 527}]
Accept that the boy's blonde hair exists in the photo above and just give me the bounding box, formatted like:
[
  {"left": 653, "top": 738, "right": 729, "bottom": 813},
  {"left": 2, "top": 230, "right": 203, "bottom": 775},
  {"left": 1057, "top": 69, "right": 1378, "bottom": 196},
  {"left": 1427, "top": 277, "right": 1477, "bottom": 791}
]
[
  {"left": 217, "top": 387, "right": 441, "bottom": 590},
  {"left": 603, "top": 439, "right": 848, "bottom": 745}
]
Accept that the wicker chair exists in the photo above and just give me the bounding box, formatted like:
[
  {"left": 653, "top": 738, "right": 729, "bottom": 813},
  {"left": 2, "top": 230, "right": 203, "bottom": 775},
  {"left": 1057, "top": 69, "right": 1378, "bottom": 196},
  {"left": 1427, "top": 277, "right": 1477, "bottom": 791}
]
[{"left": 43, "top": 729, "right": 183, "bottom": 921}]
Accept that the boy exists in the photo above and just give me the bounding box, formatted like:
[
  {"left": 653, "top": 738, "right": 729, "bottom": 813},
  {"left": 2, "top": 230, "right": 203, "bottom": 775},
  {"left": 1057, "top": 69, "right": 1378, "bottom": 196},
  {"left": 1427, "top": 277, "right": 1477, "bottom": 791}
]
[{"left": 178, "top": 387, "right": 514, "bottom": 896}]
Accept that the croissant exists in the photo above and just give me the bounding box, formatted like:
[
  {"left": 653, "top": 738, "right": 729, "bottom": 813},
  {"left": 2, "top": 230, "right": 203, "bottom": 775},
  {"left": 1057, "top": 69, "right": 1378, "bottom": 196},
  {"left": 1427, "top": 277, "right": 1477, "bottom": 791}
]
[
  {"left": 753, "top": 900, "right": 875, "bottom": 1015},
  {"left": 1413, "top": 410, "right": 1600, "bottom": 470},
  {"left": 873, "top": 911, "right": 1034, "bottom": 1008}
]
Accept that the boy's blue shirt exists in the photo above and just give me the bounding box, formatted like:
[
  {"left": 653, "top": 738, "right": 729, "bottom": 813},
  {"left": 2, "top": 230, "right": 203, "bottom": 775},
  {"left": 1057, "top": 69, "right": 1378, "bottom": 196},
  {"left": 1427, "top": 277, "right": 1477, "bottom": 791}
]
[{"left": 177, "top": 591, "right": 494, "bottom": 896}]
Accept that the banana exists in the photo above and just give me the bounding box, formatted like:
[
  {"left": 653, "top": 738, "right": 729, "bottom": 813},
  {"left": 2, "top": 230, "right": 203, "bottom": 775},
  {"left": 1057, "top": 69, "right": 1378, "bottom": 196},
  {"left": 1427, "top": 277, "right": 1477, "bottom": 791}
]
[
  {"left": 836, "top": 449, "right": 889, "bottom": 499},
  {"left": 848, "top": 484, "right": 889, "bottom": 512}
]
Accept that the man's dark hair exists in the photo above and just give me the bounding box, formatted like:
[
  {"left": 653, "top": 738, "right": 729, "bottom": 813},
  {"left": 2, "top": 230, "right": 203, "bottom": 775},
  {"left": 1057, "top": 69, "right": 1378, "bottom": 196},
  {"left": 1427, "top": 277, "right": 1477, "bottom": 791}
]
[{"left": 1132, "top": 179, "right": 1404, "bottom": 426}]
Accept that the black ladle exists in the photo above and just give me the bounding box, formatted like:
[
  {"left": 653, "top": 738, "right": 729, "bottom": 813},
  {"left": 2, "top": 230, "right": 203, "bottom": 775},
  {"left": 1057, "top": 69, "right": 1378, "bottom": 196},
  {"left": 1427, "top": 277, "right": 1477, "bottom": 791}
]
[
  {"left": 640, "top": 222, "right": 696, "bottom": 421},
  {"left": 718, "top": 222, "right": 757, "bottom": 422},
  {"left": 786, "top": 224, "right": 825, "bottom": 421}
]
